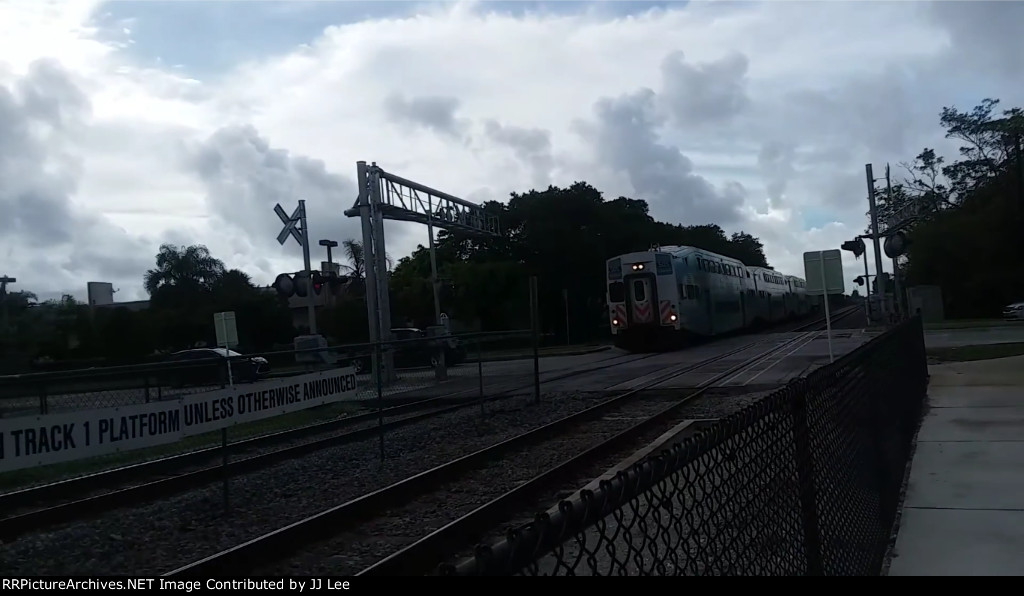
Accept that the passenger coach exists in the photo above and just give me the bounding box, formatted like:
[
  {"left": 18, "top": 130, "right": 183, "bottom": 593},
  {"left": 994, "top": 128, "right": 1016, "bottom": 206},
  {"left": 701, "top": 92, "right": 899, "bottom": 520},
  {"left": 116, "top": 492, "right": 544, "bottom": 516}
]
[{"left": 606, "top": 245, "right": 810, "bottom": 352}]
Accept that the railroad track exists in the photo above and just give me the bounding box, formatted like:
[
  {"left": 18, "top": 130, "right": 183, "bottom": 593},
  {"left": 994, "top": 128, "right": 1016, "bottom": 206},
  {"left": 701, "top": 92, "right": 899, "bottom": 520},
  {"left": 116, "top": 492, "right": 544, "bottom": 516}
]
[
  {"left": 361, "top": 306, "right": 860, "bottom": 576},
  {"left": 0, "top": 309, "right": 847, "bottom": 543},
  {"left": 0, "top": 348, "right": 663, "bottom": 541},
  {"left": 164, "top": 309, "right": 848, "bottom": 577}
]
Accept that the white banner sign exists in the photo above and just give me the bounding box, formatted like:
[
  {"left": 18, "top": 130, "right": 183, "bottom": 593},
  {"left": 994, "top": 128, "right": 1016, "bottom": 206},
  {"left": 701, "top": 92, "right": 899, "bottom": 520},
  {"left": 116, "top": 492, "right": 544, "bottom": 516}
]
[
  {"left": 0, "top": 401, "right": 184, "bottom": 473},
  {"left": 0, "top": 366, "right": 359, "bottom": 474},
  {"left": 179, "top": 366, "right": 360, "bottom": 437}
]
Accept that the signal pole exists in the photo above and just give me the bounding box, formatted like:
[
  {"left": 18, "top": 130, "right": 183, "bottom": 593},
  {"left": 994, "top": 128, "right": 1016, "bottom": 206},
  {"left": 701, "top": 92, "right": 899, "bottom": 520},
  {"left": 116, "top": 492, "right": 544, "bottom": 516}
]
[
  {"left": 319, "top": 239, "right": 339, "bottom": 308},
  {"left": 0, "top": 275, "right": 14, "bottom": 336},
  {"left": 885, "top": 166, "right": 904, "bottom": 319},
  {"left": 865, "top": 164, "right": 887, "bottom": 319}
]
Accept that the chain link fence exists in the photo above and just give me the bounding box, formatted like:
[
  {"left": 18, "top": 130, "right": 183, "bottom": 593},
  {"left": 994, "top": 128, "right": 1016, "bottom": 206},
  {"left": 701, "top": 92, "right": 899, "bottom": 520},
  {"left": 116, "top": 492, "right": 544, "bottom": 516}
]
[
  {"left": 441, "top": 316, "right": 927, "bottom": 576},
  {"left": 0, "top": 328, "right": 557, "bottom": 491},
  {"left": 0, "top": 330, "right": 544, "bottom": 419}
]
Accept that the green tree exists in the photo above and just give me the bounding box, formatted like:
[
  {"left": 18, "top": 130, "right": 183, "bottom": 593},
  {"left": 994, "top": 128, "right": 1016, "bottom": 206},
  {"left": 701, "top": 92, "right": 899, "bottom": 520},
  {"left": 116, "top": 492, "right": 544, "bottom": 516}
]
[
  {"left": 144, "top": 244, "right": 226, "bottom": 296},
  {"left": 389, "top": 181, "right": 773, "bottom": 342},
  {"left": 891, "top": 98, "right": 1024, "bottom": 318}
]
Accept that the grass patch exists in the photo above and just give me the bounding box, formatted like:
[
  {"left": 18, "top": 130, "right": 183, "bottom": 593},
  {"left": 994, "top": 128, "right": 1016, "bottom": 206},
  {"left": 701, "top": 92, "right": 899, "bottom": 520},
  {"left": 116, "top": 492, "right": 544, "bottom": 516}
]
[
  {"left": 927, "top": 342, "right": 1024, "bottom": 362},
  {"left": 925, "top": 319, "right": 1021, "bottom": 330},
  {"left": 0, "top": 400, "right": 368, "bottom": 493}
]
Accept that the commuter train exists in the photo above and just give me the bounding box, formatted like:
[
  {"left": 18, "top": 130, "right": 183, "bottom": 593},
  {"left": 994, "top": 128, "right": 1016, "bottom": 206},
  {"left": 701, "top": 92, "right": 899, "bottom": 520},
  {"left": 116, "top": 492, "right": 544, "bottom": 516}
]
[{"left": 606, "top": 245, "right": 812, "bottom": 351}]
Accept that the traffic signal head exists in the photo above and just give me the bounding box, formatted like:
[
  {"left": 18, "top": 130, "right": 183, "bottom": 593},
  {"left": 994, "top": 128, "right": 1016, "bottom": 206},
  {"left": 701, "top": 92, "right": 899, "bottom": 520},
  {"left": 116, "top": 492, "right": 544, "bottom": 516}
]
[{"left": 841, "top": 239, "right": 865, "bottom": 258}]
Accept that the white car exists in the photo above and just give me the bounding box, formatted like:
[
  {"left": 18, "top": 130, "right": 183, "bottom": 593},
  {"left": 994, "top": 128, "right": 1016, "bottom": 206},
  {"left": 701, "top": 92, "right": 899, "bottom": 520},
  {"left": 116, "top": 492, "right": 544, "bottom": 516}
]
[{"left": 1002, "top": 302, "right": 1024, "bottom": 321}]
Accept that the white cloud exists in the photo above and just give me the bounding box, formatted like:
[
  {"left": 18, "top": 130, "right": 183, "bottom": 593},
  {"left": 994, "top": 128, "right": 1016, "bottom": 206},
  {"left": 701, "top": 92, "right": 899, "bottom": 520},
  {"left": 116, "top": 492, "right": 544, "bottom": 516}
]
[{"left": 1, "top": 0, "right": 1022, "bottom": 303}]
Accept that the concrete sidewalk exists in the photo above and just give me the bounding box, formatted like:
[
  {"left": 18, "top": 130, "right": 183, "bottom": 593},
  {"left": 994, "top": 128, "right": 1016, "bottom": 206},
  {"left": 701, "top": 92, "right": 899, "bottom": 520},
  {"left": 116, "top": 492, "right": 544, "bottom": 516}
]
[{"left": 887, "top": 356, "right": 1024, "bottom": 576}]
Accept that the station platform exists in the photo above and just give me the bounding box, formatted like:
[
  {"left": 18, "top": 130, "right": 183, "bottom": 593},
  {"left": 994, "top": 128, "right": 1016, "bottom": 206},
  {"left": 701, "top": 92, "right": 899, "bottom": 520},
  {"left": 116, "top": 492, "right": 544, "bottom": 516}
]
[{"left": 886, "top": 355, "right": 1024, "bottom": 576}]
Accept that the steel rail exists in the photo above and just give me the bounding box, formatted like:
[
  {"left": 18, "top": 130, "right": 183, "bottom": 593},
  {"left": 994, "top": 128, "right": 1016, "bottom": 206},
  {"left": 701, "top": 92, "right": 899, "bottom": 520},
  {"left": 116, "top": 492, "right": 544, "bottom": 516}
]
[
  {"left": 162, "top": 335, "right": 806, "bottom": 577},
  {"left": 357, "top": 307, "right": 858, "bottom": 575}
]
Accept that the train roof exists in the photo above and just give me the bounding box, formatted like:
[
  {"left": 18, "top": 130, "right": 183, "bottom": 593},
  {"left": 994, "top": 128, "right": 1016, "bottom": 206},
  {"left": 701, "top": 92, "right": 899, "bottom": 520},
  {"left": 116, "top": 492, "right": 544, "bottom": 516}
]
[
  {"left": 609, "top": 246, "right": 804, "bottom": 282},
  {"left": 656, "top": 245, "right": 746, "bottom": 264}
]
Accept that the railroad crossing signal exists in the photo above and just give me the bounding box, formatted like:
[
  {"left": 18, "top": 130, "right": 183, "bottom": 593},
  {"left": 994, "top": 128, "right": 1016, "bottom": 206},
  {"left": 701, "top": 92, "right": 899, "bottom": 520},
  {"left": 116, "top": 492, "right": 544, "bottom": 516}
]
[
  {"left": 273, "top": 200, "right": 317, "bottom": 334},
  {"left": 273, "top": 271, "right": 350, "bottom": 298},
  {"left": 275, "top": 204, "right": 304, "bottom": 246}
]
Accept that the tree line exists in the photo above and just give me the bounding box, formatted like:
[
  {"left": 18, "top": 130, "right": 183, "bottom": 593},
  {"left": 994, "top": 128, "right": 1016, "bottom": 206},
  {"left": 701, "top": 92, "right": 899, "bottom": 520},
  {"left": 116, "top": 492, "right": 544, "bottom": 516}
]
[
  {"left": 873, "top": 98, "right": 1024, "bottom": 318},
  {"left": 0, "top": 182, "right": 772, "bottom": 372}
]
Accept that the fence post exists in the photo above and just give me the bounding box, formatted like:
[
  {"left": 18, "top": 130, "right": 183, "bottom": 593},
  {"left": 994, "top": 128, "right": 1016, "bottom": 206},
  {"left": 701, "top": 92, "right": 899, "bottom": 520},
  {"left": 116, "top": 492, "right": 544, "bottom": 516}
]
[
  {"left": 38, "top": 381, "right": 47, "bottom": 415},
  {"left": 221, "top": 357, "right": 232, "bottom": 514},
  {"left": 477, "top": 337, "right": 485, "bottom": 416},
  {"left": 143, "top": 374, "right": 151, "bottom": 403},
  {"left": 790, "top": 385, "right": 824, "bottom": 575},
  {"left": 529, "top": 276, "right": 540, "bottom": 406},
  {"left": 376, "top": 340, "right": 385, "bottom": 467}
]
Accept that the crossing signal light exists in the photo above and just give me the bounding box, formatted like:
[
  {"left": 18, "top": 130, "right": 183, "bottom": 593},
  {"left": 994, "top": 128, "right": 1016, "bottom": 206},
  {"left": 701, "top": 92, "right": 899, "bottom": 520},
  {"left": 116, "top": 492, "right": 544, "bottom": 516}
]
[
  {"left": 841, "top": 239, "right": 865, "bottom": 258},
  {"left": 273, "top": 273, "right": 295, "bottom": 298},
  {"left": 311, "top": 272, "right": 324, "bottom": 295},
  {"left": 293, "top": 272, "right": 309, "bottom": 298}
]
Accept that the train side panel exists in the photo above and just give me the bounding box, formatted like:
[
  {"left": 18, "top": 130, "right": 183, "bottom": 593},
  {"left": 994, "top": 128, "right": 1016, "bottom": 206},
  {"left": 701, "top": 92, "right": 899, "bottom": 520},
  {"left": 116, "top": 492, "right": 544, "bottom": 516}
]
[
  {"left": 748, "top": 267, "right": 789, "bottom": 324},
  {"left": 785, "top": 275, "right": 810, "bottom": 318},
  {"left": 675, "top": 248, "right": 746, "bottom": 337}
]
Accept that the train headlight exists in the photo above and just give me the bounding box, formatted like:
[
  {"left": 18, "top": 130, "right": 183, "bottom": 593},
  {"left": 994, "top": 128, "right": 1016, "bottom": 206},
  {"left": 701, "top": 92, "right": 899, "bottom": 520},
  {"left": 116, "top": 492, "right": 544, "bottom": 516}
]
[
  {"left": 670, "top": 314, "right": 677, "bottom": 322},
  {"left": 631, "top": 263, "right": 644, "bottom": 271},
  {"left": 612, "top": 318, "right": 620, "bottom": 326}
]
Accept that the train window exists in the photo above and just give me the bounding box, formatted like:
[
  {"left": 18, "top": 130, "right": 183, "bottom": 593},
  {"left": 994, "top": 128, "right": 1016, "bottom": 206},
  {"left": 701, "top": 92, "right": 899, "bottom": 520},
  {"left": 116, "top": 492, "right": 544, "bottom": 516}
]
[
  {"left": 632, "top": 280, "right": 646, "bottom": 302},
  {"left": 608, "top": 282, "right": 625, "bottom": 302}
]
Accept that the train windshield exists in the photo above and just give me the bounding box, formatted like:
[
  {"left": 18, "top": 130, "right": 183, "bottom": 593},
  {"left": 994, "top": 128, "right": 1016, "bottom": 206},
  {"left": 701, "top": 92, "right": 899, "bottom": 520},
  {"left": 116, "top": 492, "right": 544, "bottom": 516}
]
[
  {"left": 608, "top": 281, "right": 625, "bottom": 302},
  {"left": 632, "top": 280, "right": 647, "bottom": 302}
]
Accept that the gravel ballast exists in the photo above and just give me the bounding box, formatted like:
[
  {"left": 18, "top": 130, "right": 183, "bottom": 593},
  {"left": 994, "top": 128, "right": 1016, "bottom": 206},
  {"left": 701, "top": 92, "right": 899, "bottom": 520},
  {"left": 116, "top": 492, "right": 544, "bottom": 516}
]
[{"left": 0, "top": 391, "right": 610, "bottom": 576}]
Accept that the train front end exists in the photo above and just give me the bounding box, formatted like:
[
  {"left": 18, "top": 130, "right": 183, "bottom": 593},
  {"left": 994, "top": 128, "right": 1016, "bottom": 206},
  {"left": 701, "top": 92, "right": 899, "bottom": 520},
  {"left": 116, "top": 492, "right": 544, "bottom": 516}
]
[{"left": 606, "top": 251, "right": 682, "bottom": 351}]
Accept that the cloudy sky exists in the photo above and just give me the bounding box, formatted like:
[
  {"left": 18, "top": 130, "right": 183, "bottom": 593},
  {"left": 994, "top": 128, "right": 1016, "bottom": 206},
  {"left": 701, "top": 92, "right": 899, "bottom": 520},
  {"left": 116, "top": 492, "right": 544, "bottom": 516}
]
[{"left": 1, "top": 0, "right": 1022, "bottom": 302}]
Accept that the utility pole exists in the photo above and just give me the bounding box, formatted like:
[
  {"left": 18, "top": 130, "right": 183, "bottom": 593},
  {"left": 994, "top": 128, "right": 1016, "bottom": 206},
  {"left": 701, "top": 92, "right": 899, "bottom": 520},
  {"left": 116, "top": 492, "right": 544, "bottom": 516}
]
[
  {"left": 885, "top": 165, "right": 901, "bottom": 319},
  {"left": 0, "top": 275, "right": 14, "bottom": 337},
  {"left": 298, "top": 200, "right": 317, "bottom": 335},
  {"left": 865, "top": 164, "right": 887, "bottom": 319},
  {"left": 862, "top": 258, "right": 871, "bottom": 324},
  {"left": 319, "top": 239, "right": 338, "bottom": 308}
]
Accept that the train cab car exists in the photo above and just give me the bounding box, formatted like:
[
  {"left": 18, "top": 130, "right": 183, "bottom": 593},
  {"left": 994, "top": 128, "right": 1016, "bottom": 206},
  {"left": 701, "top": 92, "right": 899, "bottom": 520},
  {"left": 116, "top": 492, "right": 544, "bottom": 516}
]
[{"left": 606, "top": 250, "right": 682, "bottom": 350}]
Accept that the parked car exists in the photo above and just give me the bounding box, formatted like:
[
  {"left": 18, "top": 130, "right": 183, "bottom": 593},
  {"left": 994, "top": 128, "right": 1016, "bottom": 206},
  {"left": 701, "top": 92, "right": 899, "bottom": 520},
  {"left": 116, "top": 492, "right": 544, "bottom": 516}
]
[
  {"left": 347, "top": 328, "right": 465, "bottom": 374},
  {"left": 1003, "top": 301, "right": 1024, "bottom": 321},
  {"left": 161, "top": 348, "right": 270, "bottom": 387}
]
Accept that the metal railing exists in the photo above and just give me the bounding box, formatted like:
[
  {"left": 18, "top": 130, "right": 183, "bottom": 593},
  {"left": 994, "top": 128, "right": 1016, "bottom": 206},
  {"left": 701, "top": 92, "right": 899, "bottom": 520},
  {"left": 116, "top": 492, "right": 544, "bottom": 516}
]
[{"left": 441, "top": 316, "right": 928, "bottom": 576}]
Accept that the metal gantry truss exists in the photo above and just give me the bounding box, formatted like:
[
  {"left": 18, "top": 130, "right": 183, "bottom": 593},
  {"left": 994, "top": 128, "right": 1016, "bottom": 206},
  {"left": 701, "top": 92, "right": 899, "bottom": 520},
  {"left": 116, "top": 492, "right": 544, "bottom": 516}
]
[{"left": 344, "top": 162, "right": 500, "bottom": 384}]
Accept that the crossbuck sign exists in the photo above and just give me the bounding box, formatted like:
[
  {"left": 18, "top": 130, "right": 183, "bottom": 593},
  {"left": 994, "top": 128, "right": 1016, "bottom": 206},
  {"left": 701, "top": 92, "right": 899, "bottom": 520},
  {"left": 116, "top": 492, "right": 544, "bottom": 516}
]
[{"left": 275, "top": 203, "right": 305, "bottom": 246}]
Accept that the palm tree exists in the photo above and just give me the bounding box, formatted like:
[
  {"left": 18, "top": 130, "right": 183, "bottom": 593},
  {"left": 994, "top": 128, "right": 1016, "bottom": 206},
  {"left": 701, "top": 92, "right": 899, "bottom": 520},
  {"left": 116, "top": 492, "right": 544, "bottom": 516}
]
[
  {"left": 339, "top": 239, "right": 392, "bottom": 279},
  {"left": 144, "top": 244, "right": 226, "bottom": 296}
]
